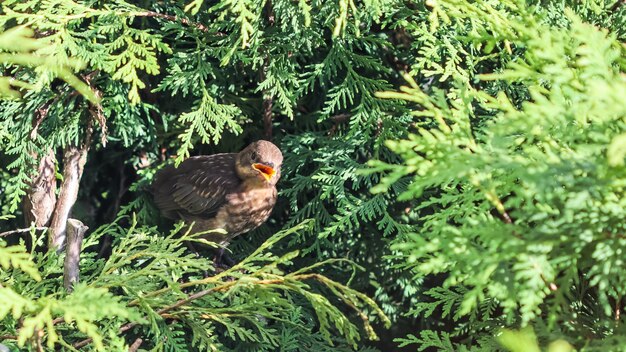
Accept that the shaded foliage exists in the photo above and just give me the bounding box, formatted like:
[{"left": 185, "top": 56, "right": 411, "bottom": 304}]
[{"left": 0, "top": 0, "right": 625, "bottom": 351}]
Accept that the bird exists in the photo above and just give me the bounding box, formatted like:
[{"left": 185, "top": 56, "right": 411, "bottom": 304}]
[{"left": 151, "top": 140, "right": 283, "bottom": 249}]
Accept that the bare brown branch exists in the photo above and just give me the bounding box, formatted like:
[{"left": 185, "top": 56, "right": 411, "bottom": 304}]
[
  {"left": 48, "top": 119, "right": 93, "bottom": 250},
  {"left": 136, "top": 11, "right": 209, "bottom": 32},
  {"left": 82, "top": 71, "right": 107, "bottom": 146},
  {"left": 63, "top": 219, "right": 88, "bottom": 292},
  {"left": 0, "top": 227, "right": 48, "bottom": 238},
  {"left": 128, "top": 338, "right": 142, "bottom": 352},
  {"left": 260, "top": 56, "right": 273, "bottom": 140},
  {"left": 263, "top": 94, "right": 273, "bottom": 140}
]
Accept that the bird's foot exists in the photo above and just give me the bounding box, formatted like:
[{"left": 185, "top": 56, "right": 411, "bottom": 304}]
[{"left": 212, "top": 247, "right": 236, "bottom": 272}]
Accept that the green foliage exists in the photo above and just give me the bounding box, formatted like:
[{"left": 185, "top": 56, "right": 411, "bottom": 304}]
[
  {"left": 175, "top": 89, "right": 243, "bottom": 164},
  {"left": 0, "top": 26, "right": 97, "bottom": 102},
  {"left": 371, "top": 0, "right": 626, "bottom": 350},
  {"left": 0, "top": 0, "right": 403, "bottom": 349},
  {"left": 1, "top": 0, "right": 625, "bottom": 350},
  {"left": 0, "top": 219, "right": 387, "bottom": 350},
  {"left": 497, "top": 327, "right": 573, "bottom": 352}
]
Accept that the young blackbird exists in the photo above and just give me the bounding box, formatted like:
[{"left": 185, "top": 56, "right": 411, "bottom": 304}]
[{"left": 151, "top": 140, "right": 283, "bottom": 247}]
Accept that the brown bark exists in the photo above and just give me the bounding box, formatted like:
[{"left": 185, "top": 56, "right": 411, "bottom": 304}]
[
  {"left": 263, "top": 93, "right": 273, "bottom": 140},
  {"left": 63, "top": 218, "right": 88, "bottom": 292},
  {"left": 48, "top": 120, "right": 93, "bottom": 250},
  {"left": 128, "top": 338, "right": 143, "bottom": 352},
  {"left": 23, "top": 150, "right": 57, "bottom": 227},
  {"left": 23, "top": 101, "right": 57, "bottom": 227}
]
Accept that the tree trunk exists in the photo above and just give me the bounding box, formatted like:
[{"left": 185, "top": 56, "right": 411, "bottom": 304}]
[{"left": 48, "top": 145, "right": 90, "bottom": 250}]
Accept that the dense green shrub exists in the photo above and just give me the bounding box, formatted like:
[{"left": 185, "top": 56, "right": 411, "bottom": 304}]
[
  {"left": 372, "top": 1, "right": 626, "bottom": 350},
  {"left": 0, "top": 0, "right": 624, "bottom": 351}
]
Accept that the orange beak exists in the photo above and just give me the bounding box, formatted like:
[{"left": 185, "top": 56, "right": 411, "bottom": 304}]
[{"left": 252, "top": 163, "right": 275, "bottom": 181}]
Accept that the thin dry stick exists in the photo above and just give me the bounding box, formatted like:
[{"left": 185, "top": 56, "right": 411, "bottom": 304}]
[
  {"left": 260, "top": 55, "right": 273, "bottom": 140},
  {"left": 137, "top": 11, "right": 209, "bottom": 32},
  {"left": 262, "top": 91, "right": 273, "bottom": 140},
  {"left": 0, "top": 227, "right": 48, "bottom": 238},
  {"left": 33, "top": 328, "right": 43, "bottom": 352},
  {"left": 83, "top": 71, "right": 107, "bottom": 146},
  {"left": 128, "top": 338, "right": 142, "bottom": 352},
  {"left": 261, "top": 1, "right": 275, "bottom": 140},
  {"left": 616, "top": 294, "right": 622, "bottom": 322}
]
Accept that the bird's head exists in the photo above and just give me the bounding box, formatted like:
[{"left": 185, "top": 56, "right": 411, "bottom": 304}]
[{"left": 235, "top": 140, "right": 283, "bottom": 185}]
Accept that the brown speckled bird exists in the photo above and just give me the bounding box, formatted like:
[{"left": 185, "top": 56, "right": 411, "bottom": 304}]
[{"left": 151, "top": 140, "right": 283, "bottom": 246}]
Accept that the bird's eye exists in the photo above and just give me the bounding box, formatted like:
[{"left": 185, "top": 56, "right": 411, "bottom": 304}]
[{"left": 250, "top": 151, "right": 257, "bottom": 161}]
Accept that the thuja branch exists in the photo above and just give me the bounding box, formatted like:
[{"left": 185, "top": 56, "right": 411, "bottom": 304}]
[
  {"left": 76, "top": 272, "right": 387, "bottom": 349},
  {"left": 261, "top": 0, "right": 275, "bottom": 140},
  {"left": 6, "top": 7, "right": 210, "bottom": 33},
  {"left": 75, "top": 277, "right": 293, "bottom": 349},
  {"left": 484, "top": 190, "right": 559, "bottom": 292}
]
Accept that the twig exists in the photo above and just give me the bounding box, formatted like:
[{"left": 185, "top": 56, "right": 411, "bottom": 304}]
[
  {"left": 82, "top": 71, "right": 107, "bottom": 147},
  {"left": 34, "top": 329, "right": 43, "bottom": 352},
  {"left": 328, "top": 113, "right": 351, "bottom": 135},
  {"left": 128, "top": 338, "right": 142, "bottom": 352},
  {"left": 262, "top": 91, "right": 273, "bottom": 140},
  {"left": 616, "top": 294, "right": 622, "bottom": 322},
  {"left": 501, "top": 210, "right": 513, "bottom": 224},
  {"left": 31, "top": 99, "right": 53, "bottom": 140},
  {"left": 260, "top": 56, "right": 273, "bottom": 140},
  {"left": 535, "top": 264, "right": 558, "bottom": 292},
  {"left": 610, "top": 0, "right": 625, "bottom": 12},
  {"left": 261, "top": 1, "right": 275, "bottom": 140},
  {"left": 63, "top": 219, "right": 88, "bottom": 292},
  {"left": 0, "top": 227, "right": 48, "bottom": 238},
  {"left": 137, "top": 11, "right": 209, "bottom": 32}
]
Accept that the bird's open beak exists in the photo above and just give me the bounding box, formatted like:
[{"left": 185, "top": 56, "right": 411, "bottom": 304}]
[{"left": 252, "top": 163, "right": 275, "bottom": 181}]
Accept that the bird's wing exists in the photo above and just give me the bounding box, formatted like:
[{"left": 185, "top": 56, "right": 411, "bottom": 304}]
[{"left": 153, "top": 154, "right": 240, "bottom": 217}]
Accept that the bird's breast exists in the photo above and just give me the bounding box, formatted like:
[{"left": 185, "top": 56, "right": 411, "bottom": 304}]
[{"left": 214, "top": 186, "right": 277, "bottom": 237}]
